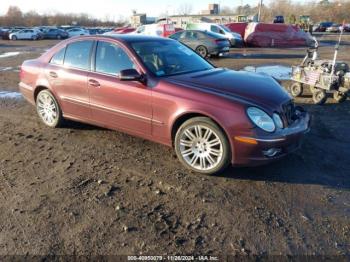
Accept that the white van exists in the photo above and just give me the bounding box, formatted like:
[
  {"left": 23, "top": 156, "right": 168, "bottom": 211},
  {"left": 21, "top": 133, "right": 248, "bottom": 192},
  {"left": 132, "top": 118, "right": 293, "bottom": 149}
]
[
  {"left": 133, "top": 23, "right": 175, "bottom": 38},
  {"left": 186, "top": 23, "right": 243, "bottom": 47}
]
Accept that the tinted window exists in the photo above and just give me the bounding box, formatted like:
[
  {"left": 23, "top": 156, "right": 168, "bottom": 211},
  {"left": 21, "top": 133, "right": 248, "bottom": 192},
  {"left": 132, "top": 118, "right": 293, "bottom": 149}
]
[
  {"left": 95, "top": 41, "right": 135, "bottom": 76},
  {"left": 211, "top": 25, "right": 224, "bottom": 34},
  {"left": 64, "top": 41, "right": 93, "bottom": 70},
  {"left": 169, "top": 32, "right": 182, "bottom": 40},
  {"left": 211, "top": 25, "right": 220, "bottom": 33},
  {"left": 184, "top": 31, "right": 200, "bottom": 40},
  {"left": 50, "top": 47, "right": 66, "bottom": 65},
  {"left": 131, "top": 40, "right": 213, "bottom": 77}
]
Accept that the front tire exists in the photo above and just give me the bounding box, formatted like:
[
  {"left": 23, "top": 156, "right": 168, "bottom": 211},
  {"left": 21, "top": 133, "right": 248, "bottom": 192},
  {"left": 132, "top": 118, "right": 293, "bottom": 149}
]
[
  {"left": 290, "top": 82, "right": 303, "bottom": 97},
  {"left": 174, "top": 117, "right": 231, "bottom": 175},
  {"left": 11, "top": 35, "right": 17, "bottom": 41},
  {"left": 312, "top": 90, "right": 327, "bottom": 105},
  {"left": 36, "top": 90, "right": 64, "bottom": 128}
]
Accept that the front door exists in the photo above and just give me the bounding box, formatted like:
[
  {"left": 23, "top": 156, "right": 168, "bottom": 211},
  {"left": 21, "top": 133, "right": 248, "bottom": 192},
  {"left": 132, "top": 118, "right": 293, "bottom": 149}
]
[{"left": 88, "top": 40, "right": 152, "bottom": 135}]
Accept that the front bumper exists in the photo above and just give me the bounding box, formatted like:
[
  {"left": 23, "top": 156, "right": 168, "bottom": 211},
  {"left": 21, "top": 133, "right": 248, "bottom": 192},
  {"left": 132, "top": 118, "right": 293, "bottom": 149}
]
[
  {"left": 232, "top": 110, "right": 311, "bottom": 166},
  {"left": 230, "top": 38, "right": 244, "bottom": 47}
]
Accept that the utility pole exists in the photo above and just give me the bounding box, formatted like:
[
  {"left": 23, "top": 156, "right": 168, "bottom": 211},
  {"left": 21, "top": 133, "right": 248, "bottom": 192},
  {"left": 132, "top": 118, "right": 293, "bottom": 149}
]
[{"left": 258, "top": 0, "right": 263, "bottom": 22}]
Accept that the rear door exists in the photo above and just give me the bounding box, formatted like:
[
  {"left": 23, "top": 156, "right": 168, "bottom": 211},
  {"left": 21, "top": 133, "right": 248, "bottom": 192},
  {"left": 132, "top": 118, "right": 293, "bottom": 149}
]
[
  {"left": 88, "top": 40, "right": 152, "bottom": 135},
  {"left": 180, "top": 31, "right": 197, "bottom": 49},
  {"left": 44, "top": 40, "right": 93, "bottom": 120}
]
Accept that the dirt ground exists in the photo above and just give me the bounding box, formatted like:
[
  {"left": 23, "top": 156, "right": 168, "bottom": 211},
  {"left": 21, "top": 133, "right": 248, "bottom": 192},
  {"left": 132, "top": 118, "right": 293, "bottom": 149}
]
[{"left": 0, "top": 35, "right": 349, "bottom": 259}]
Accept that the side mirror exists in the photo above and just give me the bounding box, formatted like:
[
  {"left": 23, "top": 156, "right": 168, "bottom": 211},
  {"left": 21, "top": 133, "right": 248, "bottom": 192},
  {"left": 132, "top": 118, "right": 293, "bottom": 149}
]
[{"left": 120, "top": 69, "right": 142, "bottom": 81}]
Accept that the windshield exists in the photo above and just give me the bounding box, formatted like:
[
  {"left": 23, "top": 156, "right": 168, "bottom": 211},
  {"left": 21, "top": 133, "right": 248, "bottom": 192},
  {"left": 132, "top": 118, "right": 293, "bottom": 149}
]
[{"left": 131, "top": 40, "right": 214, "bottom": 77}]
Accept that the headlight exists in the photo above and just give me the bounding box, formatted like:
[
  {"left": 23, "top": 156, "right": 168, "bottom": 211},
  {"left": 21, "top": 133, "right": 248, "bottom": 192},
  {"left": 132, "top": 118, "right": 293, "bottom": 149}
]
[
  {"left": 273, "top": 113, "right": 284, "bottom": 129},
  {"left": 247, "top": 107, "right": 276, "bottom": 132}
]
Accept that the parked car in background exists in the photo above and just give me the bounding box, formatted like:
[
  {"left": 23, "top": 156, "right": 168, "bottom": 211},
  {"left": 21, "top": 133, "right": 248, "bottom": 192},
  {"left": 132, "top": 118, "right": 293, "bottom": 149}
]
[
  {"left": 43, "top": 28, "right": 69, "bottom": 39},
  {"left": 169, "top": 30, "right": 230, "bottom": 58},
  {"left": 245, "top": 23, "right": 315, "bottom": 48},
  {"left": 9, "top": 29, "right": 40, "bottom": 40},
  {"left": 112, "top": 27, "right": 136, "bottom": 34},
  {"left": 19, "top": 35, "right": 310, "bottom": 175},
  {"left": 87, "top": 28, "right": 104, "bottom": 35},
  {"left": 313, "top": 22, "right": 333, "bottom": 32},
  {"left": 2, "top": 29, "right": 18, "bottom": 40},
  {"left": 0, "top": 28, "right": 6, "bottom": 38},
  {"left": 186, "top": 23, "right": 243, "bottom": 47},
  {"left": 32, "top": 28, "right": 44, "bottom": 39},
  {"left": 343, "top": 24, "right": 350, "bottom": 32},
  {"left": 66, "top": 28, "right": 90, "bottom": 37},
  {"left": 273, "top": 16, "right": 285, "bottom": 23},
  {"left": 133, "top": 23, "right": 175, "bottom": 37},
  {"left": 326, "top": 24, "right": 341, "bottom": 33},
  {"left": 225, "top": 22, "right": 248, "bottom": 39}
]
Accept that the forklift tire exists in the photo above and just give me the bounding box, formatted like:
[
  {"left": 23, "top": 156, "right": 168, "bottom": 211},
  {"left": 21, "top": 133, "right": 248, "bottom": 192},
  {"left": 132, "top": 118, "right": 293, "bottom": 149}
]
[
  {"left": 290, "top": 82, "right": 303, "bottom": 97},
  {"left": 333, "top": 91, "right": 348, "bottom": 103},
  {"left": 313, "top": 90, "right": 327, "bottom": 105}
]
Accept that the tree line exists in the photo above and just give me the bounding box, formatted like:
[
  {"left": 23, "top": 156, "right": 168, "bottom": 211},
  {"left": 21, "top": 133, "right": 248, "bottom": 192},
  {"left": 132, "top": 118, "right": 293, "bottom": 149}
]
[
  {"left": 0, "top": 6, "right": 126, "bottom": 27},
  {"left": 1, "top": 1, "right": 350, "bottom": 28},
  {"left": 222, "top": 0, "right": 350, "bottom": 24}
]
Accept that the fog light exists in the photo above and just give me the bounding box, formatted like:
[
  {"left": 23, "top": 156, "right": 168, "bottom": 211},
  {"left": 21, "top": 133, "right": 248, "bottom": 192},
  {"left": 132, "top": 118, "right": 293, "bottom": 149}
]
[{"left": 263, "top": 148, "right": 282, "bottom": 157}]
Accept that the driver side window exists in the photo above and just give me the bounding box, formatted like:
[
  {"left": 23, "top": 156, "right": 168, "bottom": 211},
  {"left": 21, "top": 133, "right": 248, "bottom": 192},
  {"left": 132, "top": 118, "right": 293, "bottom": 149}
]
[{"left": 95, "top": 41, "right": 135, "bottom": 76}]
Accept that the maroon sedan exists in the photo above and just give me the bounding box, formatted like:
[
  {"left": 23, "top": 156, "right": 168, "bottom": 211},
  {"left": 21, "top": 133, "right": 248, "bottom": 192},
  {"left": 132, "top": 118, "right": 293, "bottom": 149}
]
[{"left": 19, "top": 35, "right": 310, "bottom": 175}]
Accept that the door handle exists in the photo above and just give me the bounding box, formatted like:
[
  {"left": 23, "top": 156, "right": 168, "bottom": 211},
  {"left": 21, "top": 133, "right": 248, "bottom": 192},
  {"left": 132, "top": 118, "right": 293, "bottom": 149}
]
[
  {"left": 49, "top": 71, "right": 58, "bottom": 78},
  {"left": 88, "top": 79, "right": 100, "bottom": 87}
]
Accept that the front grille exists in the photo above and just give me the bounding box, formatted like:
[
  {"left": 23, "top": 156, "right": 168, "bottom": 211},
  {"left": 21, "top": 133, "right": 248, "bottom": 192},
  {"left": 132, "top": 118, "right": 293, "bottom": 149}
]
[{"left": 282, "top": 101, "right": 295, "bottom": 126}]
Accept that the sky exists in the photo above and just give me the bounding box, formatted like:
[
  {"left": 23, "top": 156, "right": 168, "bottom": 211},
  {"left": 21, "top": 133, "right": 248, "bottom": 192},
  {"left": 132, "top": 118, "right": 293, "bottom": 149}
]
[{"left": 0, "top": 0, "right": 309, "bottom": 20}]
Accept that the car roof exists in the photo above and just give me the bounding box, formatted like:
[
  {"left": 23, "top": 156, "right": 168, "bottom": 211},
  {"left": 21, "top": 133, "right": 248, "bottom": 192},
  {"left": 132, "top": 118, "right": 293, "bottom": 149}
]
[{"left": 75, "top": 34, "right": 173, "bottom": 43}]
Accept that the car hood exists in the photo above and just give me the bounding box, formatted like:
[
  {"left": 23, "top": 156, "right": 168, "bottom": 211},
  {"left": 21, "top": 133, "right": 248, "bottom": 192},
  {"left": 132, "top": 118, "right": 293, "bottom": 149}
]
[{"left": 166, "top": 68, "right": 291, "bottom": 109}]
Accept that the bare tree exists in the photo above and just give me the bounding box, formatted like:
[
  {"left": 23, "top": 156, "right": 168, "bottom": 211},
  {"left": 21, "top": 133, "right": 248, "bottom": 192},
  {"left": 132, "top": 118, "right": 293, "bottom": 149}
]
[
  {"left": 176, "top": 3, "right": 193, "bottom": 15},
  {"left": 220, "top": 6, "right": 233, "bottom": 15},
  {"left": 4, "top": 6, "right": 23, "bottom": 26},
  {"left": 0, "top": 6, "right": 126, "bottom": 27}
]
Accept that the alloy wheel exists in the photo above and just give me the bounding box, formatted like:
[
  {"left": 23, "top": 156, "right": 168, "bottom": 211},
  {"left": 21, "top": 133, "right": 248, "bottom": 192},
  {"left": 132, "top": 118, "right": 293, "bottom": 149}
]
[
  {"left": 179, "top": 125, "right": 223, "bottom": 171},
  {"left": 196, "top": 46, "right": 208, "bottom": 58},
  {"left": 36, "top": 92, "right": 59, "bottom": 126}
]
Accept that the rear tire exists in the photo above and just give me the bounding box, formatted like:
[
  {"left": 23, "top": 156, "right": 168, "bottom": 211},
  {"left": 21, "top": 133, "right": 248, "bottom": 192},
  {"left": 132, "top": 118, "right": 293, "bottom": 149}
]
[
  {"left": 313, "top": 90, "right": 327, "bottom": 105},
  {"left": 290, "top": 82, "right": 303, "bottom": 97},
  {"left": 36, "top": 90, "right": 64, "bottom": 128},
  {"left": 195, "top": 45, "right": 208, "bottom": 58},
  {"left": 174, "top": 117, "right": 231, "bottom": 175}
]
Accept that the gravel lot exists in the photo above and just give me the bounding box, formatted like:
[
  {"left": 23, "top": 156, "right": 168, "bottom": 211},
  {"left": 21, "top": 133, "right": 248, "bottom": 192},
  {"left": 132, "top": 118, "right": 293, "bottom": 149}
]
[{"left": 0, "top": 35, "right": 349, "bottom": 258}]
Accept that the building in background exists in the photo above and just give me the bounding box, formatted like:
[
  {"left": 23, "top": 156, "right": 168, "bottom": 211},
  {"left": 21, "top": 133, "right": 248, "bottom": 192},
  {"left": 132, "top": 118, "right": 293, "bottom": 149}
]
[
  {"left": 130, "top": 13, "right": 146, "bottom": 27},
  {"left": 201, "top": 4, "right": 220, "bottom": 15},
  {"left": 130, "top": 12, "right": 156, "bottom": 27}
]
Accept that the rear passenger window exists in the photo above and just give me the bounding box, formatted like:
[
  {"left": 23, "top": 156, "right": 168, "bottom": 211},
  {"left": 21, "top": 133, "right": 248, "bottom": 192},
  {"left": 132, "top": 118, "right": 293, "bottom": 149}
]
[
  {"left": 95, "top": 41, "right": 135, "bottom": 76},
  {"left": 50, "top": 47, "right": 66, "bottom": 65},
  {"left": 211, "top": 25, "right": 220, "bottom": 33},
  {"left": 64, "top": 40, "right": 93, "bottom": 70}
]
